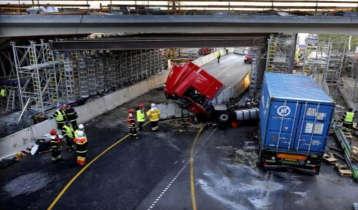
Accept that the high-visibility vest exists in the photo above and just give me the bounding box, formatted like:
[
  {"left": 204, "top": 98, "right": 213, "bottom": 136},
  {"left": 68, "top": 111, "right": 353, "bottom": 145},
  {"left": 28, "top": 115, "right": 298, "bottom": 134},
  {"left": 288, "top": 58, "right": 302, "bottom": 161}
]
[
  {"left": 54, "top": 110, "right": 64, "bottom": 122},
  {"left": 147, "top": 108, "right": 160, "bottom": 122},
  {"left": 0, "top": 88, "right": 6, "bottom": 97},
  {"left": 63, "top": 124, "right": 74, "bottom": 138},
  {"left": 136, "top": 110, "right": 145, "bottom": 122},
  {"left": 344, "top": 112, "right": 354, "bottom": 123},
  {"left": 216, "top": 51, "right": 221, "bottom": 58}
]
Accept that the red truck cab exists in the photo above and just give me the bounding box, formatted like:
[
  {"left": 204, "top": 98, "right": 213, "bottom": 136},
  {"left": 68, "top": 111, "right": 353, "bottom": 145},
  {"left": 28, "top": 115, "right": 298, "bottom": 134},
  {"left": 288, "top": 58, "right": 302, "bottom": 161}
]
[{"left": 165, "top": 62, "right": 223, "bottom": 115}]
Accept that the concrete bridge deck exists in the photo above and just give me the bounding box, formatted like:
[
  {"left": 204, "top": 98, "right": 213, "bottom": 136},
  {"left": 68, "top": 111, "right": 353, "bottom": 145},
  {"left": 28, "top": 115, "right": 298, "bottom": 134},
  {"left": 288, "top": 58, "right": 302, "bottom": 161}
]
[{"left": 2, "top": 14, "right": 358, "bottom": 37}]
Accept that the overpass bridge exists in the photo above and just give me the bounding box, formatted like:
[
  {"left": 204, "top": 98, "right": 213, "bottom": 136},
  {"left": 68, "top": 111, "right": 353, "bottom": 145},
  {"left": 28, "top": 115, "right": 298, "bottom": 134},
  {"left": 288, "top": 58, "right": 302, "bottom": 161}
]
[
  {"left": 50, "top": 34, "right": 268, "bottom": 50},
  {"left": 1, "top": 14, "right": 358, "bottom": 38}
]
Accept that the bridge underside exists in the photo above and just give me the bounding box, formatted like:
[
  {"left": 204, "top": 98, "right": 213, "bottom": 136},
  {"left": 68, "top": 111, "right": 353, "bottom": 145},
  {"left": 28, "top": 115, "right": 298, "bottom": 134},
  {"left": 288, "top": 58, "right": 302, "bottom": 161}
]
[{"left": 50, "top": 34, "right": 268, "bottom": 50}]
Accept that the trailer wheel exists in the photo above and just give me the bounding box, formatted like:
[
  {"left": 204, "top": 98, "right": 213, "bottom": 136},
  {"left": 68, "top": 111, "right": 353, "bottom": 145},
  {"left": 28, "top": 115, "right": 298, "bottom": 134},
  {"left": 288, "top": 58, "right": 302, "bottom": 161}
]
[
  {"left": 216, "top": 112, "right": 230, "bottom": 128},
  {"left": 219, "top": 113, "right": 229, "bottom": 122}
]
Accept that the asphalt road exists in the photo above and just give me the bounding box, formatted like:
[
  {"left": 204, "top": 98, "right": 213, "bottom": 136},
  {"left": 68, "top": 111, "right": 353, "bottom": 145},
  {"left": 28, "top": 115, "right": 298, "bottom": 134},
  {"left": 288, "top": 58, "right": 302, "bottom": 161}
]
[
  {"left": 1, "top": 55, "right": 358, "bottom": 210},
  {"left": 1, "top": 96, "right": 358, "bottom": 210}
]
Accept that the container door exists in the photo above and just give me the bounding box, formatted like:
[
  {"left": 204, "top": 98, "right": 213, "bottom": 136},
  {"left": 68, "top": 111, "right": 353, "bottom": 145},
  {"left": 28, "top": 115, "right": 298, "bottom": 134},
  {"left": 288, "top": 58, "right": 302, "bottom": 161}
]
[
  {"left": 293, "top": 102, "right": 333, "bottom": 154},
  {"left": 264, "top": 99, "right": 301, "bottom": 151}
]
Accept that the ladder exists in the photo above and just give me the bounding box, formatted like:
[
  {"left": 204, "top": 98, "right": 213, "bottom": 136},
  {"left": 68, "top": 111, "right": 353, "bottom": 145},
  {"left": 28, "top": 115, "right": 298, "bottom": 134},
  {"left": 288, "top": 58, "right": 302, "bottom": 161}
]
[
  {"left": 78, "top": 52, "right": 89, "bottom": 98},
  {"left": 5, "top": 89, "right": 16, "bottom": 112},
  {"left": 266, "top": 34, "right": 293, "bottom": 73},
  {"left": 46, "top": 47, "right": 59, "bottom": 104},
  {"left": 63, "top": 53, "right": 76, "bottom": 101}
]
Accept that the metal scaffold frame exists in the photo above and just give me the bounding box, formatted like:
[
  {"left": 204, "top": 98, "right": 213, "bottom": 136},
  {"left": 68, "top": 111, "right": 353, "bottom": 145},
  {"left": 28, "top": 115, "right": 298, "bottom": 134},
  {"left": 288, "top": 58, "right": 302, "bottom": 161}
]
[
  {"left": 302, "top": 35, "right": 347, "bottom": 94},
  {"left": 265, "top": 33, "right": 296, "bottom": 73},
  {"left": 11, "top": 40, "right": 60, "bottom": 119},
  {"left": 7, "top": 44, "right": 166, "bottom": 121}
]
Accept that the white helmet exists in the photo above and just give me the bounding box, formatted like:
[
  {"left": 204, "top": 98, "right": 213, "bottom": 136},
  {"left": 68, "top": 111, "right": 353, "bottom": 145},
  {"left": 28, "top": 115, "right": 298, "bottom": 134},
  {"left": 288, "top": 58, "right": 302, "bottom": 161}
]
[
  {"left": 78, "top": 124, "right": 84, "bottom": 130},
  {"left": 76, "top": 130, "right": 85, "bottom": 137},
  {"left": 151, "top": 103, "right": 156, "bottom": 109}
]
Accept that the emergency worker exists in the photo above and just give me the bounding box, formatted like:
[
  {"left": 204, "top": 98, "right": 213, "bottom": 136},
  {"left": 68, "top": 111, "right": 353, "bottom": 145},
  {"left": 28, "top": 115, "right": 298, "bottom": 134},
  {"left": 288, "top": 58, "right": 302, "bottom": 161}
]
[
  {"left": 136, "top": 103, "right": 146, "bottom": 130},
  {"left": 128, "top": 109, "right": 138, "bottom": 138},
  {"left": 343, "top": 108, "right": 355, "bottom": 129},
  {"left": 146, "top": 103, "right": 161, "bottom": 131},
  {"left": 62, "top": 122, "right": 75, "bottom": 150},
  {"left": 49, "top": 129, "right": 63, "bottom": 161},
  {"left": 53, "top": 105, "right": 66, "bottom": 130},
  {"left": 74, "top": 124, "right": 88, "bottom": 166}
]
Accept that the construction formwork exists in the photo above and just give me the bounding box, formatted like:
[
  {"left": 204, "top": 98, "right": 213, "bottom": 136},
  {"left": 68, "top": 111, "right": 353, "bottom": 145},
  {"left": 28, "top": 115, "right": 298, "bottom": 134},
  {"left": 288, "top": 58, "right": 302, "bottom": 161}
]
[
  {"left": 11, "top": 40, "right": 60, "bottom": 116},
  {"left": 265, "top": 34, "right": 296, "bottom": 73},
  {"left": 8, "top": 42, "right": 167, "bottom": 119},
  {"left": 342, "top": 55, "right": 358, "bottom": 104},
  {"left": 302, "top": 35, "right": 347, "bottom": 88}
]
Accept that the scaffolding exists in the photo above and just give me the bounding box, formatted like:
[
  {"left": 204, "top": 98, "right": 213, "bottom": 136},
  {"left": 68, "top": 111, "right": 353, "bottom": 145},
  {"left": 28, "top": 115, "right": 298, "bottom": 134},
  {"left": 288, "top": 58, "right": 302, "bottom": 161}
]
[
  {"left": 323, "top": 40, "right": 347, "bottom": 84},
  {"left": 265, "top": 34, "right": 296, "bottom": 73},
  {"left": 302, "top": 35, "right": 347, "bottom": 87},
  {"left": 11, "top": 40, "right": 60, "bottom": 116},
  {"left": 7, "top": 44, "right": 166, "bottom": 121}
]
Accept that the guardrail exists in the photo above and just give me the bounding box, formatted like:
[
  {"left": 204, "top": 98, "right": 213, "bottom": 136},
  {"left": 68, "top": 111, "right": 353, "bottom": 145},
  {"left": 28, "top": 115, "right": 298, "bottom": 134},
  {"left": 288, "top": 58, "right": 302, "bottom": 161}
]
[{"left": 1, "top": 0, "right": 358, "bottom": 14}]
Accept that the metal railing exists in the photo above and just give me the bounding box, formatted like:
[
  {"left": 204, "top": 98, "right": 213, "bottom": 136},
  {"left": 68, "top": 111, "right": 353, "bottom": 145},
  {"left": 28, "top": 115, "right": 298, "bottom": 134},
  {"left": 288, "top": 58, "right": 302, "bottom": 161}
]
[{"left": 1, "top": 0, "right": 358, "bottom": 15}]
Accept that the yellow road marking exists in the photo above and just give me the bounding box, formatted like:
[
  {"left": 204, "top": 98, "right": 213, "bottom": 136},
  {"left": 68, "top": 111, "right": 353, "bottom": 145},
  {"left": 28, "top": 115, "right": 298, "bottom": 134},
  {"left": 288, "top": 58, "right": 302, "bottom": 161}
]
[
  {"left": 49, "top": 121, "right": 152, "bottom": 209},
  {"left": 48, "top": 132, "right": 133, "bottom": 210},
  {"left": 190, "top": 125, "right": 205, "bottom": 210}
]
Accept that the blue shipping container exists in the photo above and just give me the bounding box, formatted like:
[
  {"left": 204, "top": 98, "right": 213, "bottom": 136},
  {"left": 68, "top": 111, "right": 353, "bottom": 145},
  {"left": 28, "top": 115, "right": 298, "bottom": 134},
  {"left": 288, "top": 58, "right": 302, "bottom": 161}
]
[{"left": 259, "top": 73, "right": 334, "bottom": 156}]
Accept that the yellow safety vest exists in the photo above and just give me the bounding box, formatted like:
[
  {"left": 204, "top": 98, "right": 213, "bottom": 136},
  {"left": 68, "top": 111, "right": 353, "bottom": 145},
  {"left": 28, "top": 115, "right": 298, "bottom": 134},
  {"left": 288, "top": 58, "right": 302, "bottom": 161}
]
[
  {"left": 136, "top": 110, "right": 145, "bottom": 122},
  {"left": 147, "top": 109, "right": 160, "bottom": 122},
  {"left": 0, "top": 88, "right": 6, "bottom": 97},
  {"left": 216, "top": 51, "right": 221, "bottom": 58},
  {"left": 63, "top": 124, "right": 74, "bottom": 138},
  {"left": 344, "top": 112, "right": 354, "bottom": 123},
  {"left": 55, "top": 110, "right": 64, "bottom": 122}
]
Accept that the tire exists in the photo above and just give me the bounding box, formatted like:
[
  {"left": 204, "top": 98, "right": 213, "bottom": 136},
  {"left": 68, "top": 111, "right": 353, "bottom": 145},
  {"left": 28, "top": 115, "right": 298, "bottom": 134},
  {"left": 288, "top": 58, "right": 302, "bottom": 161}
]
[
  {"left": 219, "top": 113, "right": 229, "bottom": 123},
  {"left": 217, "top": 112, "right": 230, "bottom": 128}
]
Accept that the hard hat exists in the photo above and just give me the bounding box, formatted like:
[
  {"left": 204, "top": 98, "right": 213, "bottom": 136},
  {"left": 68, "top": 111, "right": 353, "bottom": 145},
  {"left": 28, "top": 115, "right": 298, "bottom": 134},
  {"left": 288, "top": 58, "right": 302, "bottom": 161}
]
[
  {"left": 76, "top": 130, "right": 85, "bottom": 137},
  {"left": 128, "top": 108, "right": 134, "bottom": 113},
  {"left": 78, "top": 124, "right": 84, "bottom": 130},
  {"left": 138, "top": 103, "right": 144, "bottom": 108},
  {"left": 50, "top": 129, "right": 57, "bottom": 135},
  {"left": 151, "top": 103, "right": 156, "bottom": 109}
]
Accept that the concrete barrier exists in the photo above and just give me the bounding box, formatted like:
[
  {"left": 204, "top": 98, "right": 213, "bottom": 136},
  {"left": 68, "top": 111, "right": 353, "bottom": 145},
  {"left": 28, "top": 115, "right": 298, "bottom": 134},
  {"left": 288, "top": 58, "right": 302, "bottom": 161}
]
[{"left": 0, "top": 71, "right": 168, "bottom": 159}]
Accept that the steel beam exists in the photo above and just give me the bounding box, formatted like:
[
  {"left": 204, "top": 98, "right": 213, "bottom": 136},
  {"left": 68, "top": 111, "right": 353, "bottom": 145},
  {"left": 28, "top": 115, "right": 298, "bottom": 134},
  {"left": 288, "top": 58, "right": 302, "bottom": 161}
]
[
  {"left": 2, "top": 15, "right": 358, "bottom": 37},
  {"left": 50, "top": 34, "right": 267, "bottom": 50}
]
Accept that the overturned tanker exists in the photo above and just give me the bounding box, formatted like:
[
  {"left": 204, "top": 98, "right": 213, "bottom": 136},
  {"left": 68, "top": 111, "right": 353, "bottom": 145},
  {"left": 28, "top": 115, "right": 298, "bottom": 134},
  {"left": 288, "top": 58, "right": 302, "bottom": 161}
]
[{"left": 164, "top": 58, "right": 251, "bottom": 124}]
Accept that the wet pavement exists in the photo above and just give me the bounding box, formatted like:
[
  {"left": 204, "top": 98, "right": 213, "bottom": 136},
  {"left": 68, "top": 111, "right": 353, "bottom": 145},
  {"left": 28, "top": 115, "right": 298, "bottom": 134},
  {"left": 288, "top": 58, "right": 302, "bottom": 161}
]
[
  {"left": 139, "top": 126, "right": 358, "bottom": 210},
  {"left": 1, "top": 66, "right": 358, "bottom": 209},
  {"left": 1, "top": 104, "right": 358, "bottom": 210}
]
